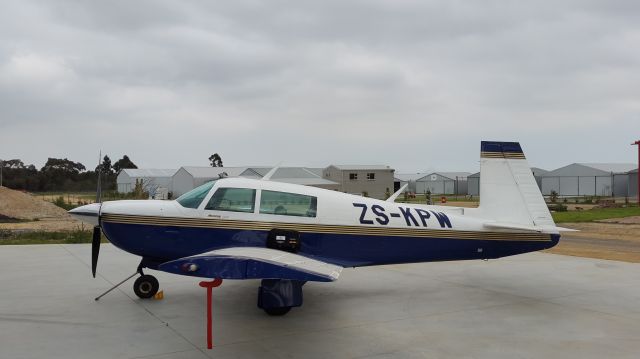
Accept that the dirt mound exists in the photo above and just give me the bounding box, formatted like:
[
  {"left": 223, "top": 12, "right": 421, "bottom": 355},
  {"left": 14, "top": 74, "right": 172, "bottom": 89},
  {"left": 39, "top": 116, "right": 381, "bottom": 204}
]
[{"left": 0, "top": 186, "right": 71, "bottom": 220}]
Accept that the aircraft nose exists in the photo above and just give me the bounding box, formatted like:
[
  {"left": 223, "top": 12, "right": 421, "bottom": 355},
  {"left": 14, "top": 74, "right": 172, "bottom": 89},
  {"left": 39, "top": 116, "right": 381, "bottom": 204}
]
[{"left": 68, "top": 203, "right": 101, "bottom": 226}]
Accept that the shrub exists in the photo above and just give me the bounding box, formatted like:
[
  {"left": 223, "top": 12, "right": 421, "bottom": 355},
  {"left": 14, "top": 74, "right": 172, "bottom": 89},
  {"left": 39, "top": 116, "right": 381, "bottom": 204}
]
[
  {"left": 53, "top": 196, "right": 76, "bottom": 211},
  {"left": 548, "top": 203, "right": 568, "bottom": 212}
]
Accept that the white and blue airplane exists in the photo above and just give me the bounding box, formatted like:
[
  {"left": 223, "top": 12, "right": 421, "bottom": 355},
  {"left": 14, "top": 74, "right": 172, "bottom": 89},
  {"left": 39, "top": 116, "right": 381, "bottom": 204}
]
[{"left": 70, "top": 141, "right": 564, "bottom": 315}]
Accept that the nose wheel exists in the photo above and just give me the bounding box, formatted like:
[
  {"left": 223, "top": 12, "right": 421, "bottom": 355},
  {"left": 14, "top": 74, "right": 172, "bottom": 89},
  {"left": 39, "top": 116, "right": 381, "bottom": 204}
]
[{"left": 133, "top": 274, "right": 159, "bottom": 299}]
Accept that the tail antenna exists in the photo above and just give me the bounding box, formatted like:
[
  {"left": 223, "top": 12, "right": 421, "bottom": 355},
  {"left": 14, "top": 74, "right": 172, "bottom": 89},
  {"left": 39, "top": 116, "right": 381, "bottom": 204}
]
[{"left": 262, "top": 162, "right": 282, "bottom": 181}]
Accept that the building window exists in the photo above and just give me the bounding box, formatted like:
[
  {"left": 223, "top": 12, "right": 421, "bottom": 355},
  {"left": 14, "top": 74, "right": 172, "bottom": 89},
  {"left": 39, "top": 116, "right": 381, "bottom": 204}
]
[
  {"left": 349, "top": 173, "right": 358, "bottom": 180},
  {"left": 366, "top": 173, "right": 375, "bottom": 180},
  {"left": 205, "top": 188, "right": 256, "bottom": 213},
  {"left": 260, "top": 190, "right": 317, "bottom": 217}
]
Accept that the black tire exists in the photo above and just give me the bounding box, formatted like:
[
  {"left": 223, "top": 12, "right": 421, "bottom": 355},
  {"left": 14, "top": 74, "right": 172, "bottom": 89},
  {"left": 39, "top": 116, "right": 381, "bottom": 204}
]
[
  {"left": 133, "top": 275, "right": 159, "bottom": 299},
  {"left": 264, "top": 306, "right": 292, "bottom": 316}
]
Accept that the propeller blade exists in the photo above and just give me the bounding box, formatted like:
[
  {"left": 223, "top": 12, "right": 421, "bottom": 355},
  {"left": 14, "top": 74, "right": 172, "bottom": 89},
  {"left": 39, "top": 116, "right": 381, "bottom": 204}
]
[{"left": 92, "top": 225, "right": 101, "bottom": 278}]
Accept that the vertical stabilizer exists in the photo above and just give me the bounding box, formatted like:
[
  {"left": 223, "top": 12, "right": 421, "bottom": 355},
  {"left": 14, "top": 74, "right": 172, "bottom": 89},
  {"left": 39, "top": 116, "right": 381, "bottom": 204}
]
[{"left": 478, "top": 141, "right": 555, "bottom": 229}]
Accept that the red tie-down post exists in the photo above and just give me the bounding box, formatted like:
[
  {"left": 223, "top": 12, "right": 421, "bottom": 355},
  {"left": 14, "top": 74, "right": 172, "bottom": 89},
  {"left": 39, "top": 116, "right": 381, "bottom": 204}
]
[
  {"left": 633, "top": 140, "right": 640, "bottom": 206},
  {"left": 199, "top": 278, "right": 223, "bottom": 349}
]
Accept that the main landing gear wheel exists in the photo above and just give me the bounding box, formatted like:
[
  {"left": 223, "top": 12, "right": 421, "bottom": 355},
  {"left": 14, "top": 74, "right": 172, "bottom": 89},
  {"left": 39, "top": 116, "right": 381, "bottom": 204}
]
[
  {"left": 133, "top": 275, "right": 159, "bottom": 299},
  {"left": 263, "top": 306, "right": 292, "bottom": 316}
]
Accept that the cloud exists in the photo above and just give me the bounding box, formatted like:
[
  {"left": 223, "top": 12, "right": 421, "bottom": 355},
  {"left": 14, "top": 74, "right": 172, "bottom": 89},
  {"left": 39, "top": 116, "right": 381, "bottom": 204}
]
[{"left": 0, "top": 0, "right": 638, "bottom": 172}]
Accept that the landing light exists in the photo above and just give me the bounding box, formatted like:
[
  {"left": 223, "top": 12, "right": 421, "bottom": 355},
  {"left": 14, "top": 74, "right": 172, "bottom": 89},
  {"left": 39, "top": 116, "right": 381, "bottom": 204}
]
[{"left": 182, "top": 263, "right": 199, "bottom": 272}]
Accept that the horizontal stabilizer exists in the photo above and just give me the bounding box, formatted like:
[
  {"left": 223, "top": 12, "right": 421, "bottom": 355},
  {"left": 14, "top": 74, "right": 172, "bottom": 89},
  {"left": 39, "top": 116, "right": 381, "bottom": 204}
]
[
  {"left": 554, "top": 227, "right": 579, "bottom": 232},
  {"left": 158, "top": 247, "right": 343, "bottom": 282},
  {"left": 386, "top": 184, "right": 408, "bottom": 202},
  {"left": 484, "top": 222, "right": 578, "bottom": 233},
  {"left": 483, "top": 222, "right": 542, "bottom": 232}
]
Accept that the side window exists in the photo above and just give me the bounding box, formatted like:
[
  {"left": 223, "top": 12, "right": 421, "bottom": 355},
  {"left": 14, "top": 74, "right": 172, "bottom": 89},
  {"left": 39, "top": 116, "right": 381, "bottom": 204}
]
[
  {"left": 260, "top": 190, "right": 317, "bottom": 218},
  {"left": 205, "top": 188, "right": 256, "bottom": 213}
]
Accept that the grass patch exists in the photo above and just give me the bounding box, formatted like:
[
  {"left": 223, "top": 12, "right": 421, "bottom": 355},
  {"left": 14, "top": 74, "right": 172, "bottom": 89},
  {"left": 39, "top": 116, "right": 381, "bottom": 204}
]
[
  {"left": 552, "top": 206, "right": 640, "bottom": 223},
  {"left": 0, "top": 229, "right": 107, "bottom": 245}
]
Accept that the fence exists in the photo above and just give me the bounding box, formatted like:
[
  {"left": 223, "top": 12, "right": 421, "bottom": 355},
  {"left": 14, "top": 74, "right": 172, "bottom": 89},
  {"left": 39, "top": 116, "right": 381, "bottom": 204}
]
[{"left": 540, "top": 174, "right": 629, "bottom": 197}]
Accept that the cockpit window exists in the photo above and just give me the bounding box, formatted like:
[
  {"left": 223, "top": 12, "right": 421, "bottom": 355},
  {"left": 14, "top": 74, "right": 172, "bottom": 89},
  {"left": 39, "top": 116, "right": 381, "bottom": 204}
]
[
  {"left": 259, "top": 190, "right": 317, "bottom": 217},
  {"left": 205, "top": 188, "right": 256, "bottom": 213},
  {"left": 176, "top": 181, "right": 216, "bottom": 209}
]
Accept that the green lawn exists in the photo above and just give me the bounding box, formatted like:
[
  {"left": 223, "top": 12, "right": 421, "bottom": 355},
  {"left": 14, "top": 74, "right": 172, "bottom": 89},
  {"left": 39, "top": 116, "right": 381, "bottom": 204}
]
[{"left": 552, "top": 206, "right": 640, "bottom": 223}]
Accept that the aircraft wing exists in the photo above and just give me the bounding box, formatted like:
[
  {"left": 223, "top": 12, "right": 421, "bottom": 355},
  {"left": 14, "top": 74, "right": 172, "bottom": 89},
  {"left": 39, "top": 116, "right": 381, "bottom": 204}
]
[{"left": 158, "top": 247, "right": 343, "bottom": 282}]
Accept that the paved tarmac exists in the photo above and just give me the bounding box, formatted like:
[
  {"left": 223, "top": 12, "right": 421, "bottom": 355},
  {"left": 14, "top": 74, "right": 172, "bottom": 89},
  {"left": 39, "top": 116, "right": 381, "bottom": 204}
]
[{"left": 1, "top": 243, "right": 639, "bottom": 359}]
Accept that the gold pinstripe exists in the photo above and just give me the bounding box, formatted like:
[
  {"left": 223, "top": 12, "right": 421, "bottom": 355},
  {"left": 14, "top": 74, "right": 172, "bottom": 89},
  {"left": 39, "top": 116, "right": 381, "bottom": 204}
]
[
  {"left": 480, "top": 151, "right": 526, "bottom": 159},
  {"left": 101, "top": 214, "right": 552, "bottom": 242}
]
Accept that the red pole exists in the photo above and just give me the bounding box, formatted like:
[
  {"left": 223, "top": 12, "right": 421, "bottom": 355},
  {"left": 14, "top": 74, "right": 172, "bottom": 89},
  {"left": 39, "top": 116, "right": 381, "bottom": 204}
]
[
  {"left": 199, "top": 278, "right": 223, "bottom": 349},
  {"left": 634, "top": 141, "right": 640, "bottom": 206}
]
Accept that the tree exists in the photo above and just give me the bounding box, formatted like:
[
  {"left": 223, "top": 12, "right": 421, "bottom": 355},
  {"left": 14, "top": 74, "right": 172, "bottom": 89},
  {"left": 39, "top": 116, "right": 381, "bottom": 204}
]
[
  {"left": 113, "top": 155, "right": 138, "bottom": 174},
  {"left": 208, "top": 153, "right": 223, "bottom": 167},
  {"left": 4, "top": 159, "right": 25, "bottom": 169},
  {"left": 41, "top": 158, "right": 86, "bottom": 174},
  {"left": 95, "top": 155, "right": 113, "bottom": 174},
  {"left": 39, "top": 158, "right": 87, "bottom": 191}
]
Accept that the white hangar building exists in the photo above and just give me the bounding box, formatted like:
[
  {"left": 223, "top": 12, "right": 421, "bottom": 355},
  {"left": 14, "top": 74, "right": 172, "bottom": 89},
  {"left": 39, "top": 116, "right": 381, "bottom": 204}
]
[
  {"left": 171, "top": 167, "right": 253, "bottom": 197},
  {"left": 467, "top": 172, "right": 480, "bottom": 197},
  {"left": 171, "top": 166, "right": 340, "bottom": 197},
  {"left": 415, "top": 172, "right": 471, "bottom": 195},
  {"left": 116, "top": 169, "right": 177, "bottom": 194},
  {"left": 394, "top": 173, "right": 429, "bottom": 194},
  {"left": 628, "top": 168, "right": 638, "bottom": 199},
  {"left": 540, "top": 163, "right": 635, "bottom": 197}
]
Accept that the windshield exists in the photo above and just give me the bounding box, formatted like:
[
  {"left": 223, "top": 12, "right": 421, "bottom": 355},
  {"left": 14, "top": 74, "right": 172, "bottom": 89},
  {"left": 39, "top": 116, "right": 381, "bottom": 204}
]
[{"left": 176, "top": 181, "right": 216, "bottom": 209}]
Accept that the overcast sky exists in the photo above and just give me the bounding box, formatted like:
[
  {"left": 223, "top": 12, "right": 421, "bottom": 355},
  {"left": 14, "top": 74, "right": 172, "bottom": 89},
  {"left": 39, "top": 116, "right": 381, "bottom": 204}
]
[{"left": 0, "top": 0, "right": 638, "bottom": 173}]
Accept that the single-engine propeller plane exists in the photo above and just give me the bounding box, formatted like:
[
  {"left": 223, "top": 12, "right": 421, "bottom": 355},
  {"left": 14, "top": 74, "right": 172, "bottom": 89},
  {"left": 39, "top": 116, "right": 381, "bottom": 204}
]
[{"left": 70, "top": 141, "right": 565, "bottom": 315}]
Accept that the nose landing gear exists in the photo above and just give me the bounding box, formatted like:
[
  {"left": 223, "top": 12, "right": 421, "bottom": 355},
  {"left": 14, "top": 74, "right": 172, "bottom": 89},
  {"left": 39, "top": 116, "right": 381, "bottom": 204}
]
[
  {"left": 133, "top": 274, "right": 160, "bottom": 299},
  {"left": 94, "top": 259, "right": 161, "bottom": 301}
]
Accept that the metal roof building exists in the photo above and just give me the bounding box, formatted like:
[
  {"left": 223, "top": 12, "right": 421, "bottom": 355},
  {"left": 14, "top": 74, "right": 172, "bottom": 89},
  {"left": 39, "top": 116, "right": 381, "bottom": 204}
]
[
  {"left": 171, "top": 166, "right": 340, "bottom": 197},
  {"left": 629, "top": 168, "right": 638, "bottom": 199},
  {"left": 258, "top": 167, "right": 340, "bottom": 190},
  {"left": 171, "top": 167, "right": 251, "bottom": 197},
  {"left": 323, "top": 165, "right": 395, "bottom": 199},
  {"left": 467, "top": 172, "right": 481, "bottom": 197},
  {"left": 415, "top": 172, "right": 471, "bottom": 195},
  {"left": 394, "top": 173, "right": 429, "bottom": 193},
  {"left": 116, "top": 169, "right": 177, "bottom": 194},
  {"left": 540, "top": 163, "right": 635, "bottom": 197}
]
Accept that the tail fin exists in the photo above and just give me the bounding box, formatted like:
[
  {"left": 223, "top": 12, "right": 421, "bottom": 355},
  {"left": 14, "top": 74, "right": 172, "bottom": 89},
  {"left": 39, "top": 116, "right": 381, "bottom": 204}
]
[{"left": 478, "top": 141, "right": 556, "bottom": 230}]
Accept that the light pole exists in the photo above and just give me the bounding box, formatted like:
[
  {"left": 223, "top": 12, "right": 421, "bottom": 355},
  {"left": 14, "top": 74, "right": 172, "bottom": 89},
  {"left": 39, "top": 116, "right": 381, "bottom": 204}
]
[
  {"left": 633, "top": 141, "right": 640, "bottom": 206},
  {"left": 0, "top": 159, "right": 3, "bottom": 188}
]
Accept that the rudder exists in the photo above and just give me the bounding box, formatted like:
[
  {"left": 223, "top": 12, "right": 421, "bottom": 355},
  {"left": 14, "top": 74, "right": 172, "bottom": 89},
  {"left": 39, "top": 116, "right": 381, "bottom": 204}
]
[{"left": 478, "top": 141, "right": 555, "bottom": 229}]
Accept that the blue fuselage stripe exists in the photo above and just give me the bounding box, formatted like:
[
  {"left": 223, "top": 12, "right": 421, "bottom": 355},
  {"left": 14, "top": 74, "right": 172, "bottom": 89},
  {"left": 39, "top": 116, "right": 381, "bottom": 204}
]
[{"left": 101, "top": 222, "right": 560, "bottom": 268}]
